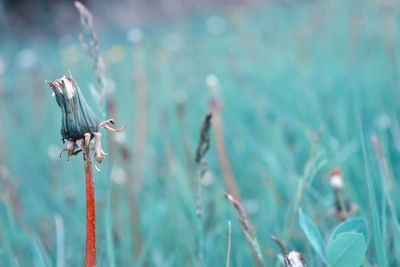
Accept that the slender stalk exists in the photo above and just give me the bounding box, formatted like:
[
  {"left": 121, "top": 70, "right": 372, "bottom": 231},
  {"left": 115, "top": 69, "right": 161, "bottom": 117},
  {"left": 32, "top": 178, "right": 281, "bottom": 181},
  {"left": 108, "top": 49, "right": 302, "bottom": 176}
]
[
  {"left": 371, "top": 134, "right": 400, "bottom": 262},
  {"left": 274, "top": 153, "right": 324, "bottom": 267},
  {"left": 226, "top": 221, "right": 232, "bottom": 267},
  {"left": 207, "top": 75, "right": 241, "bottom": 200},
  {"left": 281, "top": 150, "right": 325, "bottom": 244},
  {"left": 213, "top": 112, "right": 241, "bottom": 200},
  {"left": 74, "top": 1, "right": 106, "bottom": 95},
  {"left": 224, "top": 193, "right": 264, "bottom": 267},
  {"left": 335, "top": 188, "right": 349, "bottom": 221},
  {"left": 84, "top": 144, "right": 96, "bottom": 267},
  {"left": 279, "top": 178, "right": 306, "bottom": 253},
  {"left": 194, "top": 113, "right": 212, "bottom": 266},
  {"left": 74, "top": 3, "right": 116, "bottom": 266},
  {"left": 358, "top": 116, "right": 387, "bottom": 267}
]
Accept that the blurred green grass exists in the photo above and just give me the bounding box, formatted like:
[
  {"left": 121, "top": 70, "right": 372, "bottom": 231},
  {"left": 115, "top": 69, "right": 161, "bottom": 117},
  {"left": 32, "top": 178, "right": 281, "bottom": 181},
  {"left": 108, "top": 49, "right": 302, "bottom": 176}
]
[{"left": 1, "top": 0, "right": 400, "bottom": 266}]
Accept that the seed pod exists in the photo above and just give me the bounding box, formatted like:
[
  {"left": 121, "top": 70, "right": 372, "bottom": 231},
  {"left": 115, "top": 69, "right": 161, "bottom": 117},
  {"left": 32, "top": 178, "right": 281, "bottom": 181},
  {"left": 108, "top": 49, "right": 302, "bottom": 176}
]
[{"left": 48, "top": 76, "right": 99, "bottom": 142}]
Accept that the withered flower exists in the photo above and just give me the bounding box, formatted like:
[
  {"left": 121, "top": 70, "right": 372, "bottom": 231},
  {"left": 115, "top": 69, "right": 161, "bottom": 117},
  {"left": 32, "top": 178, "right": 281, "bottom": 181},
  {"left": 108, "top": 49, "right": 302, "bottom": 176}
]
[
  {"left": 327, "top": 168, "right": 358, "bottom": 221},
  {"left": 47, "top": 75, "right": 126, "bottom": 163},
  {"left": 271, "top": 236, "right": 306, "bottom": 267}
]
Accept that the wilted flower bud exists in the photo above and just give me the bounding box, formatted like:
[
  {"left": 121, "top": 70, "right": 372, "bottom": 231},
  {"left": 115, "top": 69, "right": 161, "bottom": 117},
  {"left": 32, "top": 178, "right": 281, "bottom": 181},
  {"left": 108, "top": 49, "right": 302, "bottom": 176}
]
[
  {"left": 48, "top": 76, "right": 99, "bottom": 142},
  {"left": 48, "top": 75, "right": 126, "bottom": 164}
]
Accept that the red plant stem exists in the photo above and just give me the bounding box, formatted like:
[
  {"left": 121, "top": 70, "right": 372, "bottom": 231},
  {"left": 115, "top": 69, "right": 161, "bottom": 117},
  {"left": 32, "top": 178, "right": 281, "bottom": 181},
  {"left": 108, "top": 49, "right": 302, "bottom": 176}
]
[
  {"left": 212, "top": 111, "right": 241, "bottom": 201},
  {"left": 84, "top": 145, "right": 96, "bottom": 267}
]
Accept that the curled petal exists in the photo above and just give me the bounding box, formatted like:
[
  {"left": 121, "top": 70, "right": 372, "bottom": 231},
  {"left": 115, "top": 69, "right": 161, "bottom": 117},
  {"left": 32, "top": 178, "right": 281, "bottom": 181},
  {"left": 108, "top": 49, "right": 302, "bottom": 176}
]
[
  {"left": 93, "top": 132, "right": 106, "bottom": 164},
  {"left": 60, "top": 141, "right": 80, "bottom": 160},
  {"left": 104, "top": 123, "right": 127, "bottom": 133},
  {"left": 100, "top": 148, "right": 108, "bottom": 157},
  {"left": 98, "top": 119, "right": 115, "bottom": 128},
  {"left": 59, "top": 147, "right": 68, "bottom": 158},
  {"left": 99, "top": 118, "right": 127, "bottom": 133},
  {"left": 84, "top": 133, "right": 91, "bottom": 147}
]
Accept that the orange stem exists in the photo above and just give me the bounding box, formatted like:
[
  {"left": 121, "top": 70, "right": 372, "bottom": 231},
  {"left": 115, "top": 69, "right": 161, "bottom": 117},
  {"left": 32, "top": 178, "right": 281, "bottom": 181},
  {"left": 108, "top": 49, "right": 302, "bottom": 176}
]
[
  {"left": 212, "top": 112, "right": 241, "bottom": 201},
  {"left": 84, "top": 146, "right": 96, "bottom": 267}
]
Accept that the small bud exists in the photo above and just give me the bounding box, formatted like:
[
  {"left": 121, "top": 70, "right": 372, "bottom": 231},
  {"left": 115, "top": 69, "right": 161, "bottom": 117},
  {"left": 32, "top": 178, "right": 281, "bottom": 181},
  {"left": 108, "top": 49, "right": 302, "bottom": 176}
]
[
  {"left": 206, "top": 74, "right": 222, "bottom": 112},
  {"left": 48, "top": 75, "right": 126, "bottom": 164},
  {"left": 48, "top": 76, "right": 99, "bottom": 142},
  {"left": 328, "top": 168, "right": 344, "bottom": 189},
  {"left": 330, "top": 174, "right": 344, "bottom": 189}
]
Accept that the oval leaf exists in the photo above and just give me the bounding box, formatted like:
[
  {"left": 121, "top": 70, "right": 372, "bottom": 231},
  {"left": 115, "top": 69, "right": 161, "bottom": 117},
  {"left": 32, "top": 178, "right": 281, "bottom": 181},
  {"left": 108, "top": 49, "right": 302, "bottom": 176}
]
[
  {"left": 299, "top": 208, "right": 326, "bottom": 263},
  {"left": 327, "top": 232, "right": 367, "bottom": 267},
  {"left": 330, "top": 217, "right": 368, "bottom": 244}
]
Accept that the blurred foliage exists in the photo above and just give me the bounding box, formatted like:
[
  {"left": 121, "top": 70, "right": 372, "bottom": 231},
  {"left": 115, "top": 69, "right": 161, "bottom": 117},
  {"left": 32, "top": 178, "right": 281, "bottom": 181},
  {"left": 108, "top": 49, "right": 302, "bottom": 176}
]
[{"left": 0, "top": 0, "right": 400, "bottom": 266}]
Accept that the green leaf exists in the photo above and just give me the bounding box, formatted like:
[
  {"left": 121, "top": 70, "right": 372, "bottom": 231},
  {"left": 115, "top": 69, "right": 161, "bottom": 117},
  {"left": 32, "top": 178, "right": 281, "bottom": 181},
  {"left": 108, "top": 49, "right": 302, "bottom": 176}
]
[
  {"left": 330, "top": 217, "right": 368, "bottom": 244},
  {"left": 299, "top": 208, "right": 326, "bottom": 263},
  {"left": 326, "top": 232, "right": 367, "bottom": 267}
]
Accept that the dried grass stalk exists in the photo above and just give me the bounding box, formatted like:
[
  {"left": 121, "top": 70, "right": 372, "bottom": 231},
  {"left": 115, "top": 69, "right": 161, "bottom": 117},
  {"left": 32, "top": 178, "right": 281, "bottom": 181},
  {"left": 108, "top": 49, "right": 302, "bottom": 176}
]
[
  {"left": 194, "top": 112, "right": 212, "bottom": 266},
  {"left": 224, "top": 192, "right": 264, "bottom": 267}
]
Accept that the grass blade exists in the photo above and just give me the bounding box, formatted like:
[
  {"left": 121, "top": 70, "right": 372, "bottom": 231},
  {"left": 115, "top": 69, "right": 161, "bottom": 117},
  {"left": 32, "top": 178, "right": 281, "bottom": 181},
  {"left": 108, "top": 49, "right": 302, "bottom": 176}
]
[{"left": 358, "top": 115, "right": 387, "bottom": 266}]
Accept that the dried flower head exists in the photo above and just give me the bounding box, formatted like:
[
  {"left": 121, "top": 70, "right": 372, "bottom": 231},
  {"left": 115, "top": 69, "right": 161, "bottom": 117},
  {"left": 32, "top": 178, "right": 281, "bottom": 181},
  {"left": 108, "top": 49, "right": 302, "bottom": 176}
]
[
  {"left": 271, "top": 236, "right": 305, "bottom": 267},
  {"left": 47, "top": 75, "right": 126, "bottom": 164},
  {"left": 195, "top": 113, "right": 212, "bottom": 165},
  {"left": 326, "top": 168, "right": 358, "bottom": 221},
  {"left": 48, "top": 76, "right": 99, "bottom": 142},
  {"left": 328, "top": 168, "right": 344, "bottom": 189},
  {"left": 286, "top": 251, "right": 305, "bottom": 267}
]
